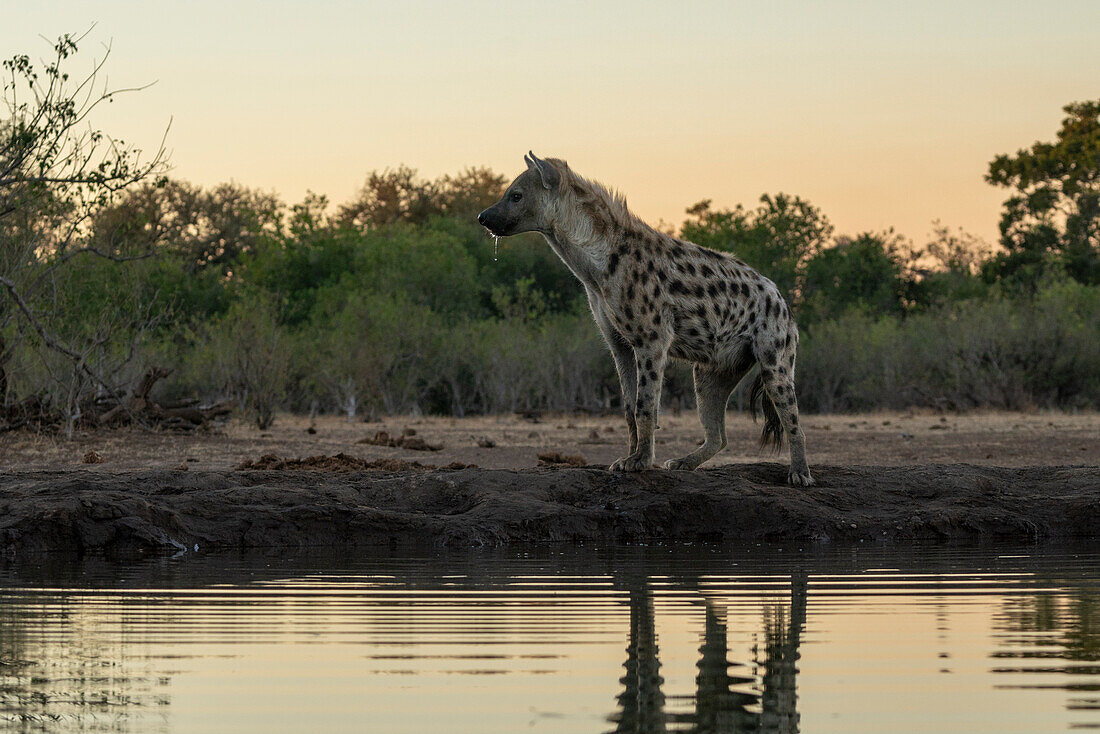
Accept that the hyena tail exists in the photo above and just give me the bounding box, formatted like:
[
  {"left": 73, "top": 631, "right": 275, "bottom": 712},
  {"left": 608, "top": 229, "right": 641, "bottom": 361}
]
[{"left": 748, "top": 371, "right": 785, "bottom": 453}]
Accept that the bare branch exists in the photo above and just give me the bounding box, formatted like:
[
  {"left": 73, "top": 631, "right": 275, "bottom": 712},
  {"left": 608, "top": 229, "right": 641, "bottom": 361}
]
[
  {"left": 0, "top": 274, "right": 119, "bottom": 397},
  {"left": 0, "top": 31, "right": 168, "bottom": 411}
]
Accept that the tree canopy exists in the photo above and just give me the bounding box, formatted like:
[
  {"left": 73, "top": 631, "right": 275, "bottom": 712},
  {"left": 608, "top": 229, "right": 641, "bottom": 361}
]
[{"left": 986, "top": 100, "right": 1100, "bottom": 285}]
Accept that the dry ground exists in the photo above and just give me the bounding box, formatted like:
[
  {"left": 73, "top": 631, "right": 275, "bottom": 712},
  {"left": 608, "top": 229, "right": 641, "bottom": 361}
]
[{"left": 2, "top": 409, "right": 1097, "bottom": 472}]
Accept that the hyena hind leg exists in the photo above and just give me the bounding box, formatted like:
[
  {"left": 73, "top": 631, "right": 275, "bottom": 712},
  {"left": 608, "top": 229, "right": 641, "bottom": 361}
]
[
  {"left": 760, "top": 368, "right": 814, "bottom": 487},
  {"left": 665, "top": 364, "right": 746, "bottom": 471}
]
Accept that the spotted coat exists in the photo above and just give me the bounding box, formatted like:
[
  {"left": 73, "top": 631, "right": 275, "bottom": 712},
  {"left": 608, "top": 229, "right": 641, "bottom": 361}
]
[{"left": 478, "top": 153, "right": 813, "bottom": 485}]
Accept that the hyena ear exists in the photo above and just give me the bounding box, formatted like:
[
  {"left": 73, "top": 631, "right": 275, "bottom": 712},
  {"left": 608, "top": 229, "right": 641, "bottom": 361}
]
[{"left": 527, "top": 150, "right": 560, "bottom": 191}]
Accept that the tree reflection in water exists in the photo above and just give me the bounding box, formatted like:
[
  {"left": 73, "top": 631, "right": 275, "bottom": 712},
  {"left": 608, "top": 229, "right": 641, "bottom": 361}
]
[{"left": 609, "top": 572, "right": 808, "bottom": 734}]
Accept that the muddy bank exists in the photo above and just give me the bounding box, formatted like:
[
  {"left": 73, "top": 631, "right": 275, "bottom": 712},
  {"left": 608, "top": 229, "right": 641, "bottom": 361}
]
[{"left": 1, "top": 462, "right": 1097, "bottom": 554}]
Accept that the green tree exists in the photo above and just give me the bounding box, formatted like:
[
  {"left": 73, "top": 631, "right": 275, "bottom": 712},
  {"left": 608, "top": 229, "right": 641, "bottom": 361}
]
[
  {"left": 349, "top": 225, "right": 483, "bottom": 317},
  {"left": 337, "top": 165, "right": 507, "bottom": 231},
  {"left": 437, "top": 166, "right": 507, "bottom": 219},
  {"left": 192, "top": 289, "right": 290, "bottom": 429},
  {"left": 91, "top": 178, "right": 283, "bottom": 274},
  {"left": 986, "top": 100, "right": 1100, "bottom": 285},
  {"left": 241, "top": 198, "right": 359, "bottom": 326},
  {"left": 910, "top": 222, "right": 993, "bottom": 306},
  {"left": 337, "top": 165, "right": 439, "bottom": 229},
  {"left": 800, "top": 231, "right": 912, "bottom": 321}
]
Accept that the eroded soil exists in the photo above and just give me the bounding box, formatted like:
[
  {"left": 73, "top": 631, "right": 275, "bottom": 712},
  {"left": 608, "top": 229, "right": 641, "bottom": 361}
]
[
  {"left": 0, "top": 461, "right": 1096, "bottom": 554},
  {"left": 1, "top": 411, "right": 1096, "bottom": 554}
]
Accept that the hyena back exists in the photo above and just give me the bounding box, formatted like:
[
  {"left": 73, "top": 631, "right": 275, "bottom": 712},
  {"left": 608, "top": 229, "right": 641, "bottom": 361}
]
[{"left": 478, "top": 153, "right": 813, "bottom": 486}]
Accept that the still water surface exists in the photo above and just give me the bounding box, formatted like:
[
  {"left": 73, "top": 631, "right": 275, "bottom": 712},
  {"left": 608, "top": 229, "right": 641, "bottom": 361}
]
[{"left": 0, "top": 544, "right": 1097, "bottom": 733}]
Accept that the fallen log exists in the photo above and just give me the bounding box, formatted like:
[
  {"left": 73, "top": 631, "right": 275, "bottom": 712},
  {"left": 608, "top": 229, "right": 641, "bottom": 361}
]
[{"left": 1, "top": 367, "right": 233, "bottom": 434}]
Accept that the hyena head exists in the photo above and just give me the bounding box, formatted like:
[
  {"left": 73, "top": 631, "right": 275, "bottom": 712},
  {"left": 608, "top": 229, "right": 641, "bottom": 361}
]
[{"left": 477, "top": 151, "right": 562, "bottom": 237}]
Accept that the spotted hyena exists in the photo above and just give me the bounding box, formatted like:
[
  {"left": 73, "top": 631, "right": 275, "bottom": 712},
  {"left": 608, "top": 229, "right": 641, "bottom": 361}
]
[{"left": 478, "top": 153, "right": 813, "bottom": 486}]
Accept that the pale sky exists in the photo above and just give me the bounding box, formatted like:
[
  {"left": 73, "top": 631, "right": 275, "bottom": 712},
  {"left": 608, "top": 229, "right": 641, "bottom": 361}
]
[{"left": 5, "top": 1, "right": 1099, "bottom": 245}]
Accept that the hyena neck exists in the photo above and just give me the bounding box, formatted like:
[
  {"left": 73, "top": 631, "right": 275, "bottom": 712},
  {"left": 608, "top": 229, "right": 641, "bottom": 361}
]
[
  {"left": 540, "top": 225, "right": 610, "bottom": 288},
  {"left": 540, "top": 170, "right": 651, "bottom": 289},
  {"left": 543, "top": 200, "right": 652, "bottom": 288}
]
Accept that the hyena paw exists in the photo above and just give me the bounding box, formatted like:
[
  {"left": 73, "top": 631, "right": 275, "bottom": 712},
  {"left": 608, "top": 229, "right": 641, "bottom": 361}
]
[
  {"left": 609, "top": 454, "right": 654, "bottom": 472},
  {"left": 663, "top": 457, "right": 698, "bottom": 471},
  {"left": 787, "top": 467, "right": 815, "bottom": 487}
]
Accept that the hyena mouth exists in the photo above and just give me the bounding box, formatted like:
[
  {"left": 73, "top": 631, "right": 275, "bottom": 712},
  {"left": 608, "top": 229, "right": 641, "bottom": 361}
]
[
  {"left": 477, "top": 209, "right": 515, "bottom": 238},
  {"left": 482, "top": 220, "right": 512, "bottom": 238}
]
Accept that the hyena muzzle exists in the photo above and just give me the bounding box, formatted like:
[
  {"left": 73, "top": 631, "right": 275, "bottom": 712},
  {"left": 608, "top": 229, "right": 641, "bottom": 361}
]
[{"left": 478, "top": 152, "right": 813, "bottom": 486}]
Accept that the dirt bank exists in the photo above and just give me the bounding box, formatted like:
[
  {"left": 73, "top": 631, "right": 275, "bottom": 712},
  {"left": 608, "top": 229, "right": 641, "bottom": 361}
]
[{"left": 1, "top": 462, "right": 1096, "bottom": 554}]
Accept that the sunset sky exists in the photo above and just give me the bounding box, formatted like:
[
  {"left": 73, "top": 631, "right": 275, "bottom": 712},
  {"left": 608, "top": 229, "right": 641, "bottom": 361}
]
[{"left": 5, "top": 1, "right": 1099, "bottom": 245}]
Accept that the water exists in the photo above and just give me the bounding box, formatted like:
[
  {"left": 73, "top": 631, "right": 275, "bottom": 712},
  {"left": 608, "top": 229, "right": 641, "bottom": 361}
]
[{"left": 1, "top": 544, "right": 1097, "bottom": 733}]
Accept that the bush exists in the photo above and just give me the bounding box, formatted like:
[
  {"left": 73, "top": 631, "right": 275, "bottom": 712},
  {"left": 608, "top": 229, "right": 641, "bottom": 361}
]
[
  {"left": 188, "top": 291, "right": 291, "bottom": 428},
  {"left": 4, "top": 255, "right": 168, "bottom": 435},
  {"left": 796, "top": 281, "right": 1100, "bottom": 412}
]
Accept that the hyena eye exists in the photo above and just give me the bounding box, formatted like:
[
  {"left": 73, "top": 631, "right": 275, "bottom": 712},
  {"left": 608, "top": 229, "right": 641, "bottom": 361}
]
[{"left": 509, "top": 192, "right": 523, "bottom": 202}]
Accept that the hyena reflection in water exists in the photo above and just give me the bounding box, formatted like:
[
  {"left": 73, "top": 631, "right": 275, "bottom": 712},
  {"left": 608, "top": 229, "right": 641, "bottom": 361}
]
[{"left": 478, "top": 153, "right": 813, "bottom": 486}]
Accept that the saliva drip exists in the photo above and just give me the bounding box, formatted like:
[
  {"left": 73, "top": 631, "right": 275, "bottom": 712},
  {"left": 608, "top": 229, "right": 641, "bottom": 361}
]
[{"left": 492, "top": 234, "right": 500, "bottom": 262}]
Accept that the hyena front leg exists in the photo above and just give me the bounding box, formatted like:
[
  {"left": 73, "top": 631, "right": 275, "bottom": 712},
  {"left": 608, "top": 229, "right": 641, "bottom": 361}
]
[
  {"left": 607, "top": 331, "right": 639, "bottom": 456},
  {"left": 610, "top": 343, "right": 668, "bottom": 472},
  {"left": 589, "top": 296, "right": 639, "bottom": 457}
]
